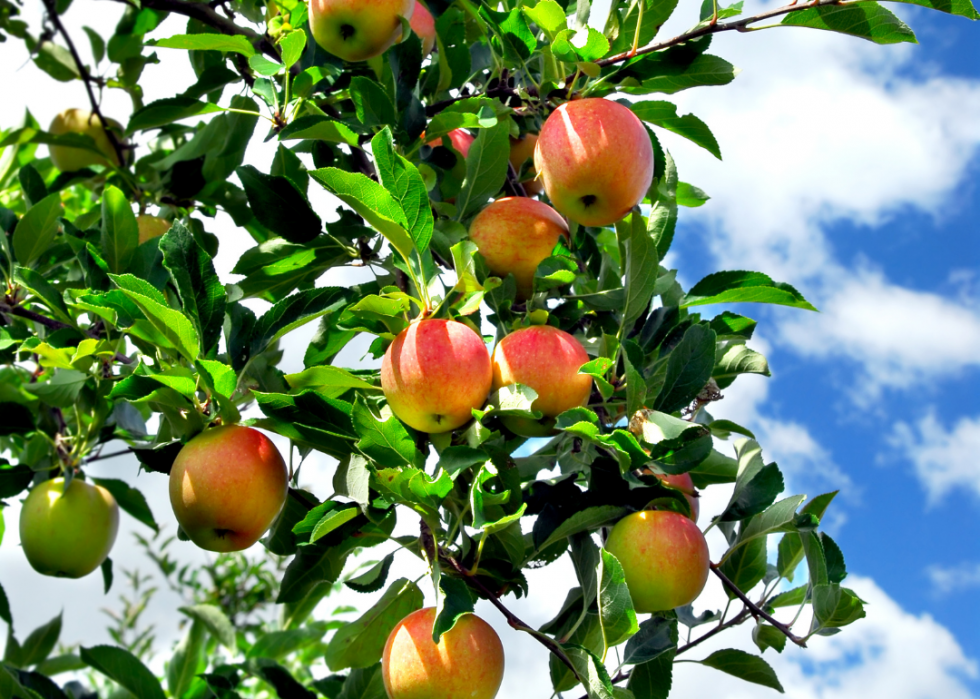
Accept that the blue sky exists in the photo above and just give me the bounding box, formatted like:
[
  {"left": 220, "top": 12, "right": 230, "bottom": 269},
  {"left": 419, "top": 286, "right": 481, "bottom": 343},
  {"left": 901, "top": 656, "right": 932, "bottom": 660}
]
[{"left": 0, "top": 2, "right": 978, "bottom": 698}]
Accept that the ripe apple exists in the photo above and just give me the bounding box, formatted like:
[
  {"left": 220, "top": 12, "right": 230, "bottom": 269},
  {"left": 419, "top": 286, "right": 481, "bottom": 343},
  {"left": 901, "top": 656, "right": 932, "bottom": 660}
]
[
  {"left": 657, "top": 472, "right": 699, "bottom": 523},
  {"left": 491, "top": 325, "right": 592, "bottom": 435},
  {"left": 468, "top": 197, "right": 568, "bottom": 299},
  {"left": 136, "top": 215, "right": 172, "bottom": 245},
  {"left": 429, "top": 128, "right": 474, "bottom": 159},
  {"left": 382, "top": 607, "right": 505, "bottom": 699},
  {"left": 169, "top": 425, "right": 288, "bottom": 552},
  {"left": 534, "top": 98, "right": 653, "bottom": 227},
  {"left": 382, "top": 319, "right": 492, "bottom": 433},
  {"left": 410, "top": 1, "right": 436, "bottom": 57},
  {"left": 310, "top": 0, "right": 414, "bottom": 62},
  {"left": 509, "top": 134, "right": 543, "bottom": 196},
  {"left": 604, "top": 509, "right": 709, "bottom": 612},
  {"left": 48, "top": 108, "right": 123, "bottom": 173},
  {"left": 19, "top": 477, "right": 119, "bottom": 578}
]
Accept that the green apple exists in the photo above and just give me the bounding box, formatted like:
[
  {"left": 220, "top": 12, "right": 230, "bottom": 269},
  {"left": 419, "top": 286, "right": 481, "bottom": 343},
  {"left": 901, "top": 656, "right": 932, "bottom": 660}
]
[
  {"left": 604, "top": 509, "right": 709, "bottom": 612},
  {"left": 381, "top": 318, "right": 492, "bottom": 433},
  {"left": 170, "top": 425, "right": 288, "bottom": 552},
  {"left": 534, "top": 98, "right": 653, "bottom": 227},
  {"left": 48, "top": 108, "right": 123, "bottom": 173},
  {"left": 383, "top": 607, "right": 505, "bottom": 699},
  {"left": 310, "top": 0, "right": 415, "bottom": 62},
  {"left": 20, "top": 477, "right": 119, "bottom": 578}
]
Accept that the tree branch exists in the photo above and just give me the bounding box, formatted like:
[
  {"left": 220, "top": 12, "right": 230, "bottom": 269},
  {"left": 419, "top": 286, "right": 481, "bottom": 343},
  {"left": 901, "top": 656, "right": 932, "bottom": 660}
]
[
  {"left": 1, "top": 303, "right": 135, "bottom": 365},
  {"left": 41, "top": 0, "right": 128, "bottom": 168},
  {"left": 710, "top": 564, "right": 807, "bottom": 647}
]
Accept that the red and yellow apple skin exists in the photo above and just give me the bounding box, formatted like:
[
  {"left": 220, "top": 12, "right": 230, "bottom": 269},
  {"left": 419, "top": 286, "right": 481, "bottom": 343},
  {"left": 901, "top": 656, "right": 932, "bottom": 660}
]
[
  {"left": 20, "top": 477, "right": 119, "bottom": 578},
  {"left": 604, "top": 510, "right": 710, "bottom": 613},
  {"left": 429, "top": 129, "right": 474, "bottom": 159},
  {"left": 48, "top": 108, "right": 123, "bottom": 172},
  {"left": 382, "top": 319, "right": 492, "bottom": 433},
  {"left": 169, "top": 425, "right": 288, "bottom": 552},
  {"left": 410, "top": 1, "right": 436, "bottom": 57},
  {"left": 136, "top": 215, "right": 172, "bottom": 245},
  {"left": 382, "top": 607, "right": 505, "bottom": 699},
  {"left": 468, "top": 197, "right": 568, "bottom": 299},
  {"left": 509, "top": 134, "right": 543, "bottom": 196},
  {"left": 491, "top": 325, "right": 592, "bottom": 435},
  {"left": 534, "top": 98, "right": 653, "bottom": 227},
  {"left": 310, "top": 0, "right": 414, "bottom": 62}
]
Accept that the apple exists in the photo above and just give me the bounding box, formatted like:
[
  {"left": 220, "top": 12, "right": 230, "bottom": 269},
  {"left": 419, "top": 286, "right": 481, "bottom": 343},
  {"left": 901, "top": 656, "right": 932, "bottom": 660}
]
[
  {"left": 48, "top": 108, "right": 123, "bottom": 173},
  {"left": 533, "top": 98, "right": 653, "bottom": 227},
  {"left": 136, "top": 215, "right": 172, "bottom": 245},
  {"left": 169, "top": 425, "right": 288, "bottom": 552},
  {"left": 382, "top": 607, "right": 505, "bottom": 699},
  {"left": 509, "top": 134, "right": 543, "bottom": 196},
  {"left": 604, "top": 509, "right": 709, "bottom": 613},
  {"left": 382, "top": 318, "right": 492, "bottom": 433},
  {"left": 491, "top": 325, "right": 592, "bottom": 435},
  {"left": 19, "top": 477, "right": 119, "bottom": 578},
  {"left": 310, "top": 0, "right": 414, "bottom": 62},
  {"left": 468, "top": 197, "right": 568, "bottom": 299},
  {"left": 657, "top": 472, "right": 699, "bottom": 523},
  {"left": 411, "top": 1, "right": 436, "bottom": 57},
  {"left": 429, "top": 128, "right": 474, "bottom": 159}
]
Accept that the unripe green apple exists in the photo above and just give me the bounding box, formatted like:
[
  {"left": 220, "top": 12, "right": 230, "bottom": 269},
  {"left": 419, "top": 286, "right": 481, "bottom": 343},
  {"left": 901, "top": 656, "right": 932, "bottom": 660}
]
[
  {"left": 136, "top": 215, "right": 172, "bottom": 245},
  {"left": 310, "top": 0, "right": 414, "bottom": 62},
  {"left": 382, "top": 607, "right": 505, "bottom": 699},
  {"left": 169, "top": 425, "right": 288, "bottom": 552},
  {"left": 410, "top": 1, "right": 436, "bottom": 57},
  {"left": 382, "top": 319, "right": 492, "bottom": 433},
  {"left": 48, "top": 108, "right": 123, "bottom": 172},
  {"left": 468, "top": 197, "right": 568, "bottom": 299},
  {"left": 604, "top": 509, "right": 709, "bottom": 612},
  {"left": 491, "top": 325, "right": 592, "bottom": 435},
  {"left": 534, "top": 98, "right": 653, "bottom": 227},
  {"left": 20, "top": 477, "right": 119, "bottom": 578},
  {"left": 509, "top": 134, "right": 543, "bottom": 196}
]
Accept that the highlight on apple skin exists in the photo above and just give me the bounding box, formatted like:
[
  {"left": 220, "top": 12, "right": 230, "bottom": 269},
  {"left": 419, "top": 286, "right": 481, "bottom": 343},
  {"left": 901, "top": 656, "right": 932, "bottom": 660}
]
[
  {"left": 382, "top": 318, "right": 493, "bottom": 433},
  {"left": 491, "top": 324, "right": 592, "bottom": 436},
  {"left": 410, "top": 1, "right": 436, "bottom": 57},
  {"left": 533, "top": 98, "right": 653, "bottom": 227},
  {"left": 19, "top": 477, "right": 119, "bottom": 579},
  {"left": 604, "top": 509, "right": 710, "bottom": 613},
  {"left": 382, "top": 607, "right": 505, "bottom": 699},
  {"left": 48, "top": 108, "right": 123, "bottom": 173},
  {"left": 309, "top": 0, "right": 414, "bottom": 62},
  {"left": 169, "top": 425, "right": 288, "bottom": 552},
  {"left": 468, "top": 197, "right": 568, "bottom": 299}
]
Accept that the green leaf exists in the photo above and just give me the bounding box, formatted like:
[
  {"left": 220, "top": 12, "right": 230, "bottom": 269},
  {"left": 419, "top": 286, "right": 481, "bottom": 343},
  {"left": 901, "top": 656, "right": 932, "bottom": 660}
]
[
  {"left": 310, "top": 507, "right": 361, "bottom": 543},
  {"left": 883, "top": 0, "right": 979, "bottom": 18},
  {"left": 682, "top": 271, "right": 818, "bottom": 311},
  {"left": 278, "top": 115, "right": 359, "bottom": 147},
  {"left": 619, "top": 209, "right": 659, "bottom": 332},
  {"left": 253, "top": 390, "right": 355, "bottom": 460},
  {"left": 534, "top": 506, "right": 629, "bottom": 556},
  {"left": 777, "top": 491, "right": 838, "bottom": 579},
  {"left": 433, "top": 576, "right": 475, "bottom": 642},
  {"left": 14, "top": 267, "right": 73, "bottom": 325},
  {"left": 781, "top": 2, "right": 917, "bottom": 44},
  {"left": 652, "top": 324, "right": 716, "bottom": 414},
  {"left": 336, "top": 663, "right": 387, "bottom": 699},
  {"left": 436, "top": 446, "right": 489, "bottom": 478},
  {"left": 83, "top": 26, "right": 106, "bottom": 63},
  {"left": 127, "top": 97, "right": 224, "bottom": 133},
  {"left": 345, "top": 552, "right": 396, "bottom": 594},
  {"left": 252, "top": 286, "right": 355, "bottom": 357},
  {"left": 113, "top": 278, "right": 201, "bottom": 362},
  {"left": 698, "top": 649, "right": 784, "bottom": 692},
  {"left": 349, "top": 76, "right": 397, "bottom": 127},
  {"left": 372, "top": 467, "right": 453, "bottom": 518},
  {"left": 80, "top": 645, "right": 167, "bottom": 699},
  {"left": 719, "top": 535, "right": 766, "bottom": 597},
  {"left": 598, "top": 550, "right": 639, "bottom": 651},
  {"left": 372, "top": 128, "right": 433, "bottom": 253},
  {"left": 753, "top": 623, "right": 788, "bottom": 654},
  {"left": 738, "top": 495, "right": 806, "bottom": 543},
  {"left": 91, "top": 478, "right": 158, "bottom": 532},
  {"left": 718, "top": 440, "right": 784, "bottom": 522},
  {"left": 167, "top": 620, "right": 205, "bottom": 698},
  {"left": 237, "top": 165, "right": 322, "bottom": 244},
  {"left": 13, "top": 192, "right": 62, "bottom": 266},
  {"left": 623, "top": 617, "right": 676, "bottom": 665},
  {"left": 153, "top": 33, "right": 257, "bottom": 56},
  {"left": 631, "top": 101, "right": 721, "bottom": 159},
  {"left": 353, "top": 396, "right": 419, "bottom": 467},
  {"left": 160, "top": 221, "right": 225, "bottom": 357},
  {"left": 248, "top": 623, "right": 329, "bottom": 660},
  {"left": 455, "top": 120, "right": 511, "bottom": 220},
  {"left": 713, "top": 343, "right": 770, "bottom": 387},
  {"left": 249, "top": 53, "right": 284, "bottom": 76},
  {"left": 285, "top": 365, "right": 378, "bottom": 398},
  {"left": 19, "top": 164, "right": 47, "bottom": 207},
  {"left": 619, "top": 51, "right": 739, "bottom": 95},
  {"left": 565, "top": 646, "right": 620, "bottom": 699},
  {"left": 18, "top": 613, "right": 62, "bottom": 667},
  {"left": 627, "top": 651, "right": 674, "bottom": 699},
  {"left": 324, "top": 579, "right": 424, "bottom": 671},
  {"left": 179, "top": 604, "right": 237, "bottom": 652},
  {"left": 279, "top": 30, "right": 307, "bottom": 68},
  {"left": 812, "top": 585, "right": 866, "bottom": 629},
  {"left": 676, "top": 182, "right": 710, "bottom": 207},
  {"left": 523, "top": 0, "right": 568, "bottom": 34},
  {"left": 552, "top": 27, "right": 609, "bottom": 63}
]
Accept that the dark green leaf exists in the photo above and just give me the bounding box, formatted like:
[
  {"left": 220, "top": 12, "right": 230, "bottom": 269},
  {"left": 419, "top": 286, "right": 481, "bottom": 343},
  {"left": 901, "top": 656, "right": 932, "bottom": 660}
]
[
  {"left": 781, "top": 2, "right": 916, "bottom": 44},
  {"left": 624, "top": 617, "right": 676, "bottom": 665},
  {"left": 237, "top": 165, "right": 321, "bottom": 244},
  {"left": 699, "top": 649, "right": 784, "bottom": 692},
  {"left": 455, "top": 120, "right": 510, "bottom": 220},
  {"left": 13, "top": 192, "right": 62, "bottom": 266},
  {"left": 652, "top": 324, "right": 716, "bottom": 414},
  {"left": 80, "top": 645, "right": 167, "bottom": 699},
  {"left": 91, "top": 478, "right": 158, "bottom": 532},
  {"left": 631, "top": 101, "right": 721, "bottom": 160},
  {"left": 683, "top": 271, "right": 818, "bottom": 311},
  {"left": 433, "top": 576, "right": 475, "bottom": 642}
]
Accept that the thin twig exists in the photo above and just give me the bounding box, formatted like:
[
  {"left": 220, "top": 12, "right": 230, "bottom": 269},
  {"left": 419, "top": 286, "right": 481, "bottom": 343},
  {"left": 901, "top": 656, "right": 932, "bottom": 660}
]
[
  {"left": 503, "top": 162, "right": 528, "bottom": 198},
  {"left": 83, "top": 448, "right": 134, "bottom": 464},
  {"left": 710, "top": 564, "right": 807, "bottom": 647},
  {"left": 1, "top": 303, "right": 134, "bottom": 364}
]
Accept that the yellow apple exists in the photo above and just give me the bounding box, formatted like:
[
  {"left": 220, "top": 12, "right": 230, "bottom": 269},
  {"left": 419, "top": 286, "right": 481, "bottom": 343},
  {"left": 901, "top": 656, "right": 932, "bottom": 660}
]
[
  {"left": 509, "top": 134, "right": 543, "bottom": 196},
  {"left": 310, "top": 0, "right": 414, "bottom": 62},
  {"left": 136, "top": 215, "right": 172, "bottom": 245},
  {"left": 169, "top": 425, "right": 288, "bottom": 552},
  {"left": 19, "top": 477, "right": 119, "bottom": 578},
  {"left": 604, "top": 509, "right": 709, "bottom": 612},
  {"left": 381, "top": 318, "right": 492, "bottom": 433},
  {"left": 382, "top": 607, "right": 505, "bottom": 699},
  {"left": 48, "top": 108, "right": 123, "bottom": 173},
  {"left": 468, "top": 197, "right": 568, "bottom": 299},
  {"left": 534, "top": 98, "right": 653, "bottom": 227},
  {"left": 411, "top": 1, "right": 436, "bottom": 57}
]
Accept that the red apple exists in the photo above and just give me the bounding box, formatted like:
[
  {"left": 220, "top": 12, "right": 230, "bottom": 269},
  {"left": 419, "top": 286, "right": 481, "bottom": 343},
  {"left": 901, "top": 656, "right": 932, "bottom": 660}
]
[{"left": 410, "top": 1, "right": 436, "bottom": 57}]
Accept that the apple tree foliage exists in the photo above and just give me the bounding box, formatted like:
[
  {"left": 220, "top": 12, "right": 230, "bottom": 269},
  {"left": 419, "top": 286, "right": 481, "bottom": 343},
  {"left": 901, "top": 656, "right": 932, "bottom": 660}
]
[{"left": 0, "top": 0, "right": 975, "bottom": 696}]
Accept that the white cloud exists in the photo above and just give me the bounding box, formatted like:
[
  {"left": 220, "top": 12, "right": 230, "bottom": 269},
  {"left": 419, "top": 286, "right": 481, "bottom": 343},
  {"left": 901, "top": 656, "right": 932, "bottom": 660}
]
[
  {"left": 927, "top": 562, "right": 980, "bottom": 596},
  {"left": 887, "top": 411, "right": 980, "bottom": 503}
]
